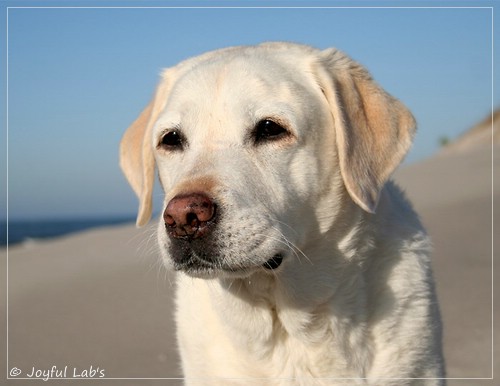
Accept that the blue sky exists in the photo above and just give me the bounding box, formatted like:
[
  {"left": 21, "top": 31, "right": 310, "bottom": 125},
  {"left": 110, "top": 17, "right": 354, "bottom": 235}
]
[{"left": 1, "top": 1, "right": 497, "bottom": 220}]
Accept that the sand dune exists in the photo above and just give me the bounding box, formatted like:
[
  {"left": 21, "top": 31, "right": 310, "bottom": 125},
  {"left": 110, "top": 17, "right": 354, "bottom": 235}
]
[
  {"left": 440, "top": 109, "right": 499, "bottom": 156},
  {"left": 1, "top": 143, "right": 497, "bottom": 385}
]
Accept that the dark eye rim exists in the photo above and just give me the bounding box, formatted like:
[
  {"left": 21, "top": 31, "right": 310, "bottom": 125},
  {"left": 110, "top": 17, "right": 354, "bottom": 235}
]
[
  {"left": 252, "top": 119, "right": 291, "bottom": 144},
  {"left": 158, "top": 129, "right": 185, "bottom": 151}
]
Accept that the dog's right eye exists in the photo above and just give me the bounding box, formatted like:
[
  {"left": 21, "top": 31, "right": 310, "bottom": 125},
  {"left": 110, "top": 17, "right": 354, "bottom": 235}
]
[{"left": 159, "top": 130, "right": 184, "bottom": 150}]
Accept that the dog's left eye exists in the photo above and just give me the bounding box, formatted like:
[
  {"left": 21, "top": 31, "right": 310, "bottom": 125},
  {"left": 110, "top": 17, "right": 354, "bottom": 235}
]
[{"left": 253, "top": 120, "right": 289, "bottom": 144}]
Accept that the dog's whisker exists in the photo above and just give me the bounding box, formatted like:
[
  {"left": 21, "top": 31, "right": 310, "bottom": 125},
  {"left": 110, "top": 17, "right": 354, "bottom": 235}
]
[
  {"left": 258, "top": 216, "right": 314, "bottom": 266},
  {"left": 253, "top": 230, "right": 313, "bottom": 267},
  {"left": 269, "top": 218, "right": 301, "bottom": 236}
]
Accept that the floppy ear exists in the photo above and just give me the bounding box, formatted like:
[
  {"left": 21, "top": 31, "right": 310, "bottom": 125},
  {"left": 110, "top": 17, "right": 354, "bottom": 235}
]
[
  {"left": 316, "top": 48, "right": 416, "bottom": 213},
  {"left": 120, "top": 75, "right": 172, "bottom": 227}
]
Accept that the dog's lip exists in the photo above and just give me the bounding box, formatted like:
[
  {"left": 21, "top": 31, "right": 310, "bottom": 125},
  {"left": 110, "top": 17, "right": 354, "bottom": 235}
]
[
  {"left": 262, "top": 254, "right": 284, "bottom": 270},
  {"left": 174, "top": 253, "right": 285, "bottom": 277}
]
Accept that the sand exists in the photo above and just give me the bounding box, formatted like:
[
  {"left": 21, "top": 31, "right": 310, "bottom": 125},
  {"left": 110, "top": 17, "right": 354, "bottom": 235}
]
[{"left": 1, "top": 144, "right": 498, "bottom": 385}]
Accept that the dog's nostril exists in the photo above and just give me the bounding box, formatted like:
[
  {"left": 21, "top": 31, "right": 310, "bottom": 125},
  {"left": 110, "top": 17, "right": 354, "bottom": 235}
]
[
  {"left": 186, "top": 212, "right": 199, "bottom": 227},
  {"left": 164, "top": 214, "right": 176, "bottom": 227}
]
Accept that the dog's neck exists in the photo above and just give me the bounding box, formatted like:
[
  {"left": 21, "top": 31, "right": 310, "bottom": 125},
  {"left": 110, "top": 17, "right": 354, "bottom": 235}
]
[{"left": 212, "top": 202, "right": 375, "bottom": 341}]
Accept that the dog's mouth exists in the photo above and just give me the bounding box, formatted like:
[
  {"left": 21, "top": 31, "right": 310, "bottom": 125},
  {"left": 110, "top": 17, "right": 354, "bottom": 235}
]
[
  {"left": 173, "top": 252, "right": 285, "bottom": 278},
  {"left": 262, "top": 254, "right": 283, "bottom": 270}
]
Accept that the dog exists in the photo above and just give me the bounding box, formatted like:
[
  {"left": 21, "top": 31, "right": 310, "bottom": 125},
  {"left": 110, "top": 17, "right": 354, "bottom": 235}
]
[{"left": 120, "top": 42, "right": 445, "bottom": 385}]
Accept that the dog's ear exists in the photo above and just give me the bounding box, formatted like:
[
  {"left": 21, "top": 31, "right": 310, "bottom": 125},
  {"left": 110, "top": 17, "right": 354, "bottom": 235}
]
[
  {"left": 120, "top": 74, "right": 172, "bottom": 227},
  {"left": 316, "top": 48, "right": 416, "bottom": 213}
]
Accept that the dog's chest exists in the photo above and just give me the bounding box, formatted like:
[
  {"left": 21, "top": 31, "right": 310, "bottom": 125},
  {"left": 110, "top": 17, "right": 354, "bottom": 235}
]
[{"left": 198, "top": 277, "right": 368, "bottom": 380}]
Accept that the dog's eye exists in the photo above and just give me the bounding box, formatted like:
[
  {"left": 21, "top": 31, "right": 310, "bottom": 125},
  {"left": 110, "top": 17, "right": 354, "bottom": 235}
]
[
  {"left": 253, "top": 120, "right": 289, "bottom": 144},
  {"left": 159, "top": 130, "right": 184, "bottom": 150}
]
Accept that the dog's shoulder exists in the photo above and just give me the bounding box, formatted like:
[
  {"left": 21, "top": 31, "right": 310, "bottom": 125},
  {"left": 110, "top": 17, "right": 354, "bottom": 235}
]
[
  {"left": 376, "top": 180, "right": 428, "bottom": 239},
  {"left": 366, "top": 179, "right": 433, "bottom": 302}
]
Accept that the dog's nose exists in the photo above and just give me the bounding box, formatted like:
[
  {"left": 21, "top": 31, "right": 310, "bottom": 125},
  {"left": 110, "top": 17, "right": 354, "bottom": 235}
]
[{"left": 163, "top": 193, "right": 216, "bottom": 239}]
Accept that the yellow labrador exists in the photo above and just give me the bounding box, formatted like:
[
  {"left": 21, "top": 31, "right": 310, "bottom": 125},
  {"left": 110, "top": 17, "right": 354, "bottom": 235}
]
[{"left": 120, "top": 42, "right": 445, "bottom": 385}]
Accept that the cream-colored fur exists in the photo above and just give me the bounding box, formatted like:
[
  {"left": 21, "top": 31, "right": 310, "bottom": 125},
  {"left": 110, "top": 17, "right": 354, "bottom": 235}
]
[{"left": 120, "top": 42, "right": 445, "bottom": 385}]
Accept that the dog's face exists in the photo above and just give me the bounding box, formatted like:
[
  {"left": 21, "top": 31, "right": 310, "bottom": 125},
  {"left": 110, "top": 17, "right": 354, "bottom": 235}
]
[
  {"left": 120, "top": 42, "right": 416, "bottom": 279},
  {"left": 153, "top": 50, "right": 340, "bottom": 277}
]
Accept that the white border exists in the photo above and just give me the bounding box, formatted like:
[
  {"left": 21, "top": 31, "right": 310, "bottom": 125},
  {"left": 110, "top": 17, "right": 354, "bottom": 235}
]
[
  {"left": 4, "top": 3, "right": 495, "bottom": 382},
  {"left": 490, "top": 5, "right": 495, "bottom": 380}
]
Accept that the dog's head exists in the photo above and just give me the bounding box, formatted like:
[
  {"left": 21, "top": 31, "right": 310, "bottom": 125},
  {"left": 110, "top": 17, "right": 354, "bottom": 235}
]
[{"left": 120, "top": 42, "right": 415, "bottom": 278}]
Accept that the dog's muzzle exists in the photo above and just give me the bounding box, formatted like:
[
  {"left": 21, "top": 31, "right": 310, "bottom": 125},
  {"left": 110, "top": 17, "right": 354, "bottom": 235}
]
[{"left": 163, "top": 192, "right": 284, "bottom": 274}]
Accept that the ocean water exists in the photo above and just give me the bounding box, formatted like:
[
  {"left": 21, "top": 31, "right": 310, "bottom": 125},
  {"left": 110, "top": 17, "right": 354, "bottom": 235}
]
[{"left": 0, "top": 217, "right": 135, "bottom": 246}]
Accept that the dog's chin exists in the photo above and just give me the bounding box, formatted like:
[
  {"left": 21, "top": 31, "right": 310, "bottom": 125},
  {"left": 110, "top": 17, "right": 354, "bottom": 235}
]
[
  {"left": 169, "top": 253, "right": 285, "bottom": 279},
  {"left": 175, "top": 264, "right": 254, "bottom": 279}
]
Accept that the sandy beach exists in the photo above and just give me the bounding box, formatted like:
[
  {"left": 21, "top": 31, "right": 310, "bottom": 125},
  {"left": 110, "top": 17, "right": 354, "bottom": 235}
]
[{"left": 1, "top": 143, "right": 498, "bottom": 385}]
